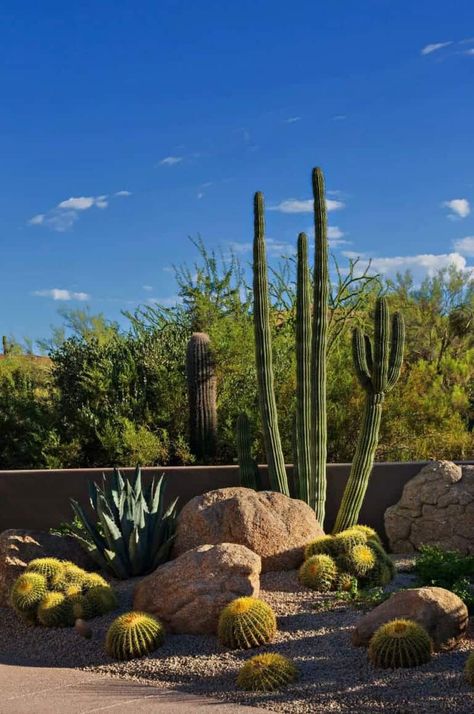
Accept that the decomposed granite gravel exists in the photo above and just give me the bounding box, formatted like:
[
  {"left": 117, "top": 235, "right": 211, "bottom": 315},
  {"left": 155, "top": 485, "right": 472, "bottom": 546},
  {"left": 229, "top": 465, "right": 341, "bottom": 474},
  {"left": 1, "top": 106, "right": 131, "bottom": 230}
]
[{"left": 1, "top": 567, "right": 474, "bottom": 713}]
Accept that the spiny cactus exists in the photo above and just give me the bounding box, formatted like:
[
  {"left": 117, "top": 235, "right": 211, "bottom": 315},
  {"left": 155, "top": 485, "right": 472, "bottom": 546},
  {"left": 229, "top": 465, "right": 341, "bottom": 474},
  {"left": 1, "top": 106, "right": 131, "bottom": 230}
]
[
  {"left": 105, "top": 611, "right": 165, "bottom": 660},
  {"left": 340, "top": 544, "right": 377, "bottom": 577},
  {"left": 298, "top": 554, "right": 337, "bottom": 592},
  {"left": 310, "top": 168, "right": 329, "bottom": 522},
  {"left": 235, "top": 413, "right": 260, "bottom": 490},
  {"left": 304, "top": 535, "right": 337, "bottom": 560},
  {"left": 66, "top": 589, "right": 95, "bottom": 621},
  {"left": 237, "top": 653, "right": 298, "bottom": 692},
  {"left": 86, "top": 585, "right": 118, "bottom": 616},
  {"left": 186, "top": 332, "right": 217, "bottom": 462},
  {"left": 10, "top": 572, "right": 47, "bottom": 614},
  {"left": 368, "top": 619, "right": 432, "bottom": 669},
  {"left": 464, "top": 651, "right": 474, "bottom": 685},
  {"left": 81, "top": 572, "right": 109, "bottom": 590},
  {"left": 37, "top": 591, "right": 74, "bottom": 627},
  {"left": 361, "top": 541, "right": 395, "bottom": 587},
  {"left": 334, "top": 297, "right": 405, "bottom": 532},
  {"left": 218, "top": 597, "right": 277, "bottom": 650},
  {"left": 253, "top": 192, "right": 289, "bottom": 495},
  {"left": 295, "top": 231, "right": 312, "bottom": 505},
  {"left": 336, "top": 572, "right": 358, "bottom": 593},
  {"left": 333, "top": 528, "right": 368, "bottom": 554},
  {"left": 26, "top": 558, "right": 65, "bottom": 586},
  {"left": 351, "top": 525, "right": 383, "bottom": 547}
]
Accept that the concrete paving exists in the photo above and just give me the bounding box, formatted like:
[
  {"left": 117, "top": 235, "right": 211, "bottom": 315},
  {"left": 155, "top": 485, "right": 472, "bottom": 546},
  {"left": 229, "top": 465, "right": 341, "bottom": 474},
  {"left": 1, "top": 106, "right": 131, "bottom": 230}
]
[{"left": 0, "top": 664, "right": 271, "bottom": 714}]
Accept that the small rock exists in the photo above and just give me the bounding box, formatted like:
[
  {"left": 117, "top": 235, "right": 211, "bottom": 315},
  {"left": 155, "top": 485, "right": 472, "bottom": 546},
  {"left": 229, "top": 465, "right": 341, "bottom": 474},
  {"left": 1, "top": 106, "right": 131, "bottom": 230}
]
[
  {"left": 352, "top": 586, "right": 468, "bottom": 651},
  {"left": 133, "top": 542, "right": 261, "bottom": 634},
  {"left": 75, "top": 618, "right": 92, "bottom": 639},
  {"left": 172, "top": 487, "right": 324, "bottom": 572}
]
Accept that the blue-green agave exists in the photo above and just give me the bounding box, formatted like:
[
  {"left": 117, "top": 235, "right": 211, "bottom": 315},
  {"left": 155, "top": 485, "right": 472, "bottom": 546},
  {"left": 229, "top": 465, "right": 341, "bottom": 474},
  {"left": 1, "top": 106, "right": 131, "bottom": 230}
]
[{"left": 70, "top": 467, "right": 178, "bottom": 579}]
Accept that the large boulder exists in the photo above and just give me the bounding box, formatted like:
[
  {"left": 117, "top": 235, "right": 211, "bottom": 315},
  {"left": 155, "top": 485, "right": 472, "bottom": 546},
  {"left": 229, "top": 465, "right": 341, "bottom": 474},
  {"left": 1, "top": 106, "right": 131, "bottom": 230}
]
[
  {"left": 384, "top": 461, "right": 474, "bottom": 554},
  {"left": 133, "top": 543, "right": 261, "bottom": 634},
  {"left": 352, "top": 586, "right": 468, "bottom": 651},
  {"left": 172, "top": 487, "right": 323, "bottom": 572},
  {"left": 0, "top": 529, "right": 94, "bottom": 607}
]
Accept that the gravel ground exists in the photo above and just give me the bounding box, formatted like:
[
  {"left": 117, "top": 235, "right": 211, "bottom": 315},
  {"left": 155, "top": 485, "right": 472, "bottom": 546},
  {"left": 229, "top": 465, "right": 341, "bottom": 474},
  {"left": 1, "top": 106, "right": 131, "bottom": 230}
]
[{"left": 1, "top": 564, "right": 474, "bottom": 713}]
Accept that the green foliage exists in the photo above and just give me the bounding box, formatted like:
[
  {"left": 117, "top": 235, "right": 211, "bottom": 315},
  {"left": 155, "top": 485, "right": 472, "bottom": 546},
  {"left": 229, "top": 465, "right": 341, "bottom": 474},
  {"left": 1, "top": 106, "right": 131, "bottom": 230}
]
[
  {"left": 299, "top": 554, "right": 338, "bottom": 592},
  {"left": 235, "top": 412, "right": 261, "bottom": 489},
  {"left": 237, "top": 653, "right": 298, "bottom": 692},
  {"left": 414, "top": 545, "right": 474, "bottom": 588},
  {"left": 105, "top": 611, "right": 165, "bottom": 660},
  {"left": 70, "top": 466, "right": 178, "bottom": 579},
  {"left": 10, "top": 573, "right": 47, "bottom": 614},
  {"left": 368, "top": 619, "right": 432, "bottom": 668},
  {"left": 465, "top": 651, "right": 474, "bottom": 685},
  {"left": 218, "top": 597, "right": 277, "bottom": 650}
]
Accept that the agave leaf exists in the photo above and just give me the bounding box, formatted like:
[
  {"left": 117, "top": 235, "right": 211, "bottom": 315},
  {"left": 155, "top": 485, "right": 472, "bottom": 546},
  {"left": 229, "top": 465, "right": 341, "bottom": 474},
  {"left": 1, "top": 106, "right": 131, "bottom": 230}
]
[
  {"left": 102, "top": 548, "right": 130, "bottom": 579},
  {"left": 70, "top": 534, "right": 111, "bottom": 572},
  {"left": 88, "top": 479, "right": 99, "bottom": 511},
  {"left": 96, "top": 495, "right": 130, "bottom": 574},
  {"left": 70, "top": 498, "right": 107, "bottom": 553},
  {"left": 151, "top": 535, "right": 176, "bottom": 571}
]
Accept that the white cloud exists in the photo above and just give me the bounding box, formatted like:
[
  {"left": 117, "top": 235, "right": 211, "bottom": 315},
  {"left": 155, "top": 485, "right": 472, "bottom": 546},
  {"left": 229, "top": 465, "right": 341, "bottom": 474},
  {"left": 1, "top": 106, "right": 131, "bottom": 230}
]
[
  {"left": 443, "top": 198, "right": 470, "bottom": 219},
  {"left": 33, "top": 288, "right": 90, "bottom": 301},
  {"left": 115, "top": 190, "right": 132, "bottom": 197},
  {"left": 142, "top": 285, "right": 154, "bottom": 292},
  {"left": 464, "top": 48, "right": 474, "bottom": 56},
  {"left": 28, "top": 214, "right": 45, "bottom": 225},
  {"left": 43, "top": 211, "right": 78, "bottom": 232},
  {"left": 270, "top": 198, "right": 345, "bottom": 214},
  {"left": 228, "top": 238, "right": 293, "bottom": 257},
  {"left": 57, "top": 196, "right": 108, "bottom": 211},
  {"left": 342, "top": 250, "right": 473, "bottom": 282},
  {"left": 421, "top": 41, "right": 453, "bottom": 55},
  {"left": 285, "top": 116, "right": 301, "bottom": 123},
  {"left": 159, "top": 156, "right": 183, "bottom": 166},
  {"left": 454, "top": 236, "right": 474, "bottom": 256},
  {"left": 327, "top": 226, "right": 344, "bottom": 240}
]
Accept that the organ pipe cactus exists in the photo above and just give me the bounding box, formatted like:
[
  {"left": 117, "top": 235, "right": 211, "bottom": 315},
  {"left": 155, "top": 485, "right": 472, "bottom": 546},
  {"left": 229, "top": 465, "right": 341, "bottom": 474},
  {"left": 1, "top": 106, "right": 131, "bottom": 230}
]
[
  {"left": 295, "top": 232, "right": 312, "bottom": 505},
  {"left": 186, "top": 332, "right": 217, "bottom": 462},
  {"left": 333, "top": 297, "right": 405, "bottom": 532},
  {"left": 235, "top": 412, "right": 260, "bottom": 490},
  {"left": 253, "top": 192, "right": 289, "bottom": 495}
]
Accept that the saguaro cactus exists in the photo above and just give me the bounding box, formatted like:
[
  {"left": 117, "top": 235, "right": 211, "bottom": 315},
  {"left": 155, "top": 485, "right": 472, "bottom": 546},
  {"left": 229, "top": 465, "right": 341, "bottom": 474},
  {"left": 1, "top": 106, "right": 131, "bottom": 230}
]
[
  {"left": 310, "top": 168, "right": 329, "bottom": 522},
  {"left": 186, "top": 332, "right": 217, "bottom": 462},
  {"left": 253, "top": 192, "right": 289, "bottom": 495},
  {"left": 333, "top": 297, "right": 405, "bottom": 532},
  {"left": 295, "top": 232, "right": 312, "bottom": 504},
  {"left": 235, "top": 412, "right": 260, "bottom": 490}
]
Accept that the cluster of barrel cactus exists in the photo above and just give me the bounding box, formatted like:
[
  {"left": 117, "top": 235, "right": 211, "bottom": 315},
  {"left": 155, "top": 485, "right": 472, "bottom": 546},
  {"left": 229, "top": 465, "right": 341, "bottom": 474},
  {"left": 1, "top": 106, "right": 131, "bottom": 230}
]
[
  {"left": 301, "top": 525, "right": 394, "bottom": 591},
  {"left": 245, "top": 167, "right": 405, "bottom": 531},
  {"left": 10, "top": 558, "right": 117, "bottom": 627},
  {"left": 106, "top": 611, "right": 165, "bottom": 660}
]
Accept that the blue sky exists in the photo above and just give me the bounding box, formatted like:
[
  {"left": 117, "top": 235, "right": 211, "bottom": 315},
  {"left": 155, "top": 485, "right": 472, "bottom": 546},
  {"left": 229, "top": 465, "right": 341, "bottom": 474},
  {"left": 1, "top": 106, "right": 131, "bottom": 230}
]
[{"left": 1, "top": 0, "right": 473, "bottom": 342}]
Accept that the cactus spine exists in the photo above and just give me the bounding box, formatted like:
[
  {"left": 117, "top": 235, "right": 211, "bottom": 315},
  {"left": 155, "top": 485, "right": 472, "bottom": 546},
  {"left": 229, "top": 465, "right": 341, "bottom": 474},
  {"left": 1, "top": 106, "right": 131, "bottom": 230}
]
[
  {"left": 295, "top": 232, "right": 312, "bottom": 504},
  {"left": 253, "top": 192, "right": 289, "bottom": 495},
  {"left": 310, "top": 168, "right": 329, "bottom": 523},
  {"left": 235, "top": 413, "right": 260, "bottom": 489},
  {"left": 186, "top": 332, "right": 217, "bottom": 462},
  {"left": 333, "top": 297, "right": 405, "bottom": 532}
]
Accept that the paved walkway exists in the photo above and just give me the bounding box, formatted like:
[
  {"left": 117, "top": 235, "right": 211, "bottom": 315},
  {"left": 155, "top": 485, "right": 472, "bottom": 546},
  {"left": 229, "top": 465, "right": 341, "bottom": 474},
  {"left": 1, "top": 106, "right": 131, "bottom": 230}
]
[{"left": 0, "top": 664, "right": 270, "bottom": 713}]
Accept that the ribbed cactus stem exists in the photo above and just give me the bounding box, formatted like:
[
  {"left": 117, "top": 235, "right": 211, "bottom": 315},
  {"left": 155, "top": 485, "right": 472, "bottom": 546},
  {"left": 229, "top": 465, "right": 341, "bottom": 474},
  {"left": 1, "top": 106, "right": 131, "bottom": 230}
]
[
  {"left": 296, "top": 232, "right": 313, "bottom": 505},
  {"left": 186, "top": 332, "right": 217, "bottom": 462},
  {"left": 235, "top": 413, "right": 260, "bottom": 490},
  {"left": 310, "top": 168, "right": 329, "bottom": 522},
  {"left": 253, "top": 192, "right": 289, "bottom": 495},
  {"left": 333, "top": 297, "right": 405, "bottom": 532}
]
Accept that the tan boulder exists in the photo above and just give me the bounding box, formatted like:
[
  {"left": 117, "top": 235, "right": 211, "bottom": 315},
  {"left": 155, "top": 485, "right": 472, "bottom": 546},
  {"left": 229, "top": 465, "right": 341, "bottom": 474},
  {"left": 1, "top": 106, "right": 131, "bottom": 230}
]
[
  {"left": 352, "top": 586, "right": 468, "bottom": 651},
  {"left": 172, "top": 487, "right": 323, "bottom": 572},
  {"left": 384, "top": 461, "right": 474, "bottom": 554},
  {"left": 133, "top": 543, "right": 261, "bottom": 634},
  {"left": 0, "top": 529, "right": 94, "bottom": 607}
]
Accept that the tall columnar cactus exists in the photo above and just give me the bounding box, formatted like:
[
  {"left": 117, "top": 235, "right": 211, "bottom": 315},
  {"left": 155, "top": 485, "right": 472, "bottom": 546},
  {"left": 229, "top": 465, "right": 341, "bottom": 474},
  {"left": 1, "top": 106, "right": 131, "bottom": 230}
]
[
  {"left": 235, "top": 412, "right": 260, "bottom": 490},
  {"left": 186, "top": 332, "right": 217, "bottom": 462},
  {"left": 310, "top": 168, "right": 329, "bottom": 523},
  {"left": 295, "top": 232, "right": 312, "bottom": 504},
  {"left": 333, "top": 297, "right": 405, "bottom": 532},
  {"left": 253, "top": 192, "right": 289, "bottom": 495}
]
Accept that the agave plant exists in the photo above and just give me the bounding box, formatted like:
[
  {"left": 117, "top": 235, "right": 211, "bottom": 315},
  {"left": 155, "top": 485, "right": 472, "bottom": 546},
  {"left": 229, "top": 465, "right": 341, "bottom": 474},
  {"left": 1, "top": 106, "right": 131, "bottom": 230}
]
[{"left": 70, "top": 466, "right": 178, "bottom": 579}]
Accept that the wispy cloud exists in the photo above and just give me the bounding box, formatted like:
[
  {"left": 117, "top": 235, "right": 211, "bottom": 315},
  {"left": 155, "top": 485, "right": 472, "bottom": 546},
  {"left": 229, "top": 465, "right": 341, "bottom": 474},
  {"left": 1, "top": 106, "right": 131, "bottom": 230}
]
[
  {"left": 28, "top": 190, "right": 130, "bottom": 232},
  {"left": 269, "top": 198, "right": 345, "bottom": 214},
  {"left": 33, "top": 288, "right": 90, "bottom": 301},
  {"left": 159, "top": 156, "right": 183, "bottom": 166},
  {"left": 284, "top": 116, "right": 301, "bottom": 124},
  {"left": 443, "top": 198, "right": 470, "bottom": 219},
  {"left": 421, "top": 41, "right": 453, "bottom": 56},
  {"left": 342, "top": 250, "right": 473, "bottom": 281},
  {"left": 228, "top": 238, "right": 293, "bottom": 258},
  {"left": 464, "top": 48, "right": 474, "bottom": 56},
  {"left": 454, "top": 236, "right": 474, "bottom": 256},
  {"left": 142, "top": 285, "right": 154, "bottom": 292}
]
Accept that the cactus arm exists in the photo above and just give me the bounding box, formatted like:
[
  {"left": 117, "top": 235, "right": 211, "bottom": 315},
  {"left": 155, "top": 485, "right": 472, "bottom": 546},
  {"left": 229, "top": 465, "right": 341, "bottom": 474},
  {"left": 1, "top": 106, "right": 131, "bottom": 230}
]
[
  {"left": 352, "top": 328, "right": 372, "bottom": 391},
  {"left": 386, "top": 312, "right": 405, "bottom": 391},
  {"left": 295, "top": 232, "right": 313, "bottom": 505},
  {"left": 332, "top": 392, "right": 384, "bottom": 533},
  {"left": 372, "top": 297, "right": 390, "bottom": 392},
  {"left": 253, "top": 192, "right": 289, "bottom": 495},
  {"left": 310, "top": 167, "right": 329, "bottom": 522},
  {"left": 364, "top": 334, "right": 373, "bottom": 375}
]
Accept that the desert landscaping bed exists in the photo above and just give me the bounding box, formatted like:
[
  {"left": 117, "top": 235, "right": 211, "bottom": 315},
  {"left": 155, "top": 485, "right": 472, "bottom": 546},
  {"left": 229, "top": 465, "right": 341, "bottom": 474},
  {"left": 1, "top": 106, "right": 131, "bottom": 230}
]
[{"left": 1, "top": 566, "right": 474, "bottom": 714}]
